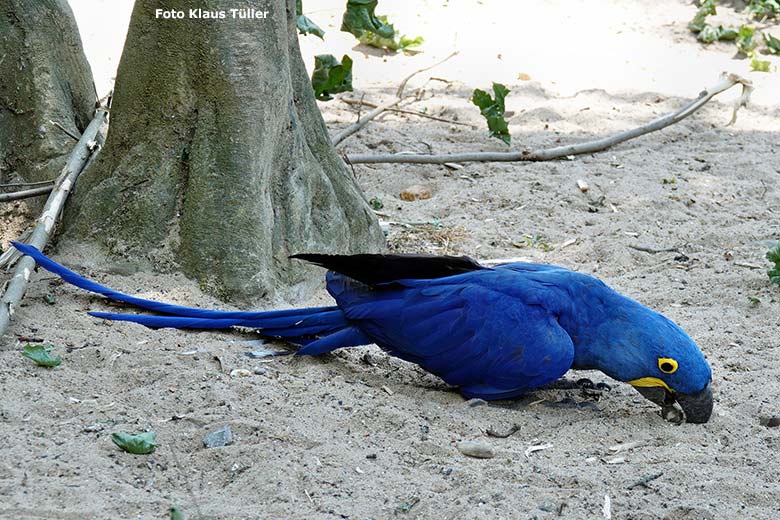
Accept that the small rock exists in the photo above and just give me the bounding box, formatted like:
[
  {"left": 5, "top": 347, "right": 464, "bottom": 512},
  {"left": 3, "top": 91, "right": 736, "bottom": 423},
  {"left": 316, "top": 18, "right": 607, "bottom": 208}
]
[
  {"left": 759, "top": 415, "right": 780, "bottom": 428},
  {"left": 83, "top": 422, "right": 106, "bottom": 433},
  {"left": 229, "top": 368, "right": 252, "bottom": 378},
  {"left": 576, "top": 179, "right": 589, "bottom": 192},
  {"left": 203, "top": 425, "right": 233, "bottom": 448},
  {"left": 466, "top": 398, "right": 487, "bottom": 408},
  {"left": 662, "top": 405, "right": 685, "bottom": 424},
  {"left": 457, "top": 440, "right": 495, "bottom": 459},
  {"left": 253, "top": 366, "right": 268, "bottom": 375},
  {"left": 399, "top": 185, "right": 432, "bottom": 201}
]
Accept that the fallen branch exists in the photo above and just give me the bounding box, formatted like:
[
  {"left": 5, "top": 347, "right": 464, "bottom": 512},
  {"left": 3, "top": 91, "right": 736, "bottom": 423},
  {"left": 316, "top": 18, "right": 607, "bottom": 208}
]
[
  {"left": 345, "top": 72, "right": 752, "bottom": 165},
  {"left": 0, "top": 185, "right": 53, "bottom": 202},
  {"left": 0, "top": 107, "right": 108, "bottom": 338},
  {"left": 331, "top": 51, "right": 459, "bottom": 147}
]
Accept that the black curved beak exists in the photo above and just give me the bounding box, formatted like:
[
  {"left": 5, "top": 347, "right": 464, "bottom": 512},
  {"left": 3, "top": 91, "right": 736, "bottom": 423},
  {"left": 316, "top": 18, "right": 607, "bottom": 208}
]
[
  {"left": 675, "top": 382, "right": 713, "bottom": 424},
  {"left": 634, "top": 382, "right": 713, "bottom": 424}
]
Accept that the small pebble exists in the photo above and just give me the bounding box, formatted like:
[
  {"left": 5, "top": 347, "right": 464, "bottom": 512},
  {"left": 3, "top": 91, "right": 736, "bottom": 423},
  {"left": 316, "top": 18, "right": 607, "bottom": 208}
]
[
  {"left": 466, "top": 398, "right": 487, "bottom": 408},
  {"left": 399, "top": 185, "right": 432, "bottom": 201},
  {"left": 253, "top": 366, "right": 268, "bottom": 375},
  {"left": 229, "top": 368, "right": 252, "bottom": 378},
  {"left": 759, "top": 415, "right": 780, "bottom": 428},
  {"left": 203, "top": 425, "right": 233, "bottom": 448},
  {"left": 457, "top": 440, "right": 495, "bottom": 459}
]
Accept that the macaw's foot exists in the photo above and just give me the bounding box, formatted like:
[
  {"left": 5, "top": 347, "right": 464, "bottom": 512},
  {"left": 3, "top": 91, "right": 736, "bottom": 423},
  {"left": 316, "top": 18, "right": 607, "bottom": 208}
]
[{"left": 544, "top": 378, "right": 612, "bottom": 391}]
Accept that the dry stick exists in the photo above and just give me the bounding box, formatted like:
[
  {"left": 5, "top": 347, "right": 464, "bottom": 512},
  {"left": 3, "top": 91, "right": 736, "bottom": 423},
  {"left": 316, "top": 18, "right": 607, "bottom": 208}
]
[
  {"left": 331, "top": 51, "right": 460, "bottom": 147},
  {"left": 331, "top": 97, "right": 407, "bottom": 146},
  {"left": 0, "top": 180, "right": 56, "bottom": 189},
  {"left": 345, "top": 72, "right": 752, "bottom": 165},
  {"left": 49, "top": 119, "right": 81, "bottom": 142},
  {"left": 0, "top": 108, "right": 108, "bottom": 338},
  {"left": 0, "top": 185, "right": 54, "bottom": 202},
  {"left": 341, "top": 97, "right": 476, "bottom": 127}
]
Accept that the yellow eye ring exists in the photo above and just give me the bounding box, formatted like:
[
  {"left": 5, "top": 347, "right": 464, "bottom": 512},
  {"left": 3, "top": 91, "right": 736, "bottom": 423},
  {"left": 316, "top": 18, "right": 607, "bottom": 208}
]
[{"left": 658, "top": 358, "right": 678, "bottom": 374}]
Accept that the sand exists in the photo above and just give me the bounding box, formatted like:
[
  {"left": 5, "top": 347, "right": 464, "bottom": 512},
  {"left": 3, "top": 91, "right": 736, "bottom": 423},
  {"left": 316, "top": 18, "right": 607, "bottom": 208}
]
[{"left": 2, "top": 1, "right": 779, "bottom": 518}]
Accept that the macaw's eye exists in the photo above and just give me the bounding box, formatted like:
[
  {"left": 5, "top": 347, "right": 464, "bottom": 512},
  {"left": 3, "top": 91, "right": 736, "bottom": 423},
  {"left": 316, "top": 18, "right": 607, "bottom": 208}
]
[{"left": 658, "top": 357, "right": 678, "bottom": 374}]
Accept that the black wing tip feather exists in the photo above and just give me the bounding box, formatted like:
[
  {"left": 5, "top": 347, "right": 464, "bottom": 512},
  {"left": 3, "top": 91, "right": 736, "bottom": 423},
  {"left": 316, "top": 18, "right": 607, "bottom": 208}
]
[{"left": 290, "top": 252, "right": 485, "bottom": 285}]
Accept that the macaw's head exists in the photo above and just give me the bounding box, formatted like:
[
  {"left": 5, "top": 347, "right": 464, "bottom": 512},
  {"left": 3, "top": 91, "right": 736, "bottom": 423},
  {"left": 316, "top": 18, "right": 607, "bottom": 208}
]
[{"left": 570, "top": 288, "right": 713, "bottom": 423}]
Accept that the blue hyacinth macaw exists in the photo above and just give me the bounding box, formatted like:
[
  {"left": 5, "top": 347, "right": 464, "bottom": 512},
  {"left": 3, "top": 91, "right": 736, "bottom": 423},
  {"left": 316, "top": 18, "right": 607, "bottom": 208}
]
[{"left": 12, "top": 242, "right": 713, "bottom": 423}]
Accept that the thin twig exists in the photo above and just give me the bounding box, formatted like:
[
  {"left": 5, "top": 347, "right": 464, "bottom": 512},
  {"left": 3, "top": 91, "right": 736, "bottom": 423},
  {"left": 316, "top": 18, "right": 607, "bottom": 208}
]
[
  {"left": 0, "top": 108, "right": 108, "bottom": 338},
  {"left": 341, "top": 98, "right": 476, "bottom": 127},
  {"left": 485, "top": 424, "right": 522, "bottom": 438},
  {"left": 396, "top": 51, "right": 458, "bottom": 98},
  {"left": 626, "top": 472, "right": 664, "bottom": 490},
  {"left": 331, "top": 51, "right": 459, "bottom": 147},
  {"left": 345, "top": 72, "right": 752, "bottom": 165},
  {"left": 0, "top": 180, "right": 55, "bottom": 189},
  {"left": 628, "top": 245, "right": 680, "bottom": 254},
  {"left": 49, "top": 120, "right": 81, "bottom": 142},
  {"left": 0, "top": 186, "right": 53, "bottom": 202},
  {"left": 331, "top": 97, "right": 408, "bottom": 146}
]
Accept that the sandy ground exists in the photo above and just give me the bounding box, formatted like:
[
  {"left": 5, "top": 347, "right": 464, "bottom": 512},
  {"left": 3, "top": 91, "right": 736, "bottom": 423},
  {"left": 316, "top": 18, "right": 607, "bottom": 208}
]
[{"left": 2, "top": 1, "right": 780, "bottom": 518}]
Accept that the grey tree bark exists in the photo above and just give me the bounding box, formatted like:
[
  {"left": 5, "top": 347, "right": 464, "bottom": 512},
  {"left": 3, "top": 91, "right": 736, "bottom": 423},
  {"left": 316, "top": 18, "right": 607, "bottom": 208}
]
[
  {"left": 0, "top": 0, "right": 96, "bottom": 185},
  {"left": 63, "top": 0, "right": 385, "bottom": 303}
]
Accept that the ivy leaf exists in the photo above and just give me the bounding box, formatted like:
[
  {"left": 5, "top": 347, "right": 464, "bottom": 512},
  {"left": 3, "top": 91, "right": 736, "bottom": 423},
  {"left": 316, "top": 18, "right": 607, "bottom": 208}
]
[
  {"left": 697, "top": 24, "right": 739, "bottom": 43},
  {"left": 21, "top": 344, "right": 62, "bottom": 367},
  {"left": 689, "top": 0, "right": 717, "bottom": 33},
  {"left": 341, "top": 0, "right": 395, "bottom": 39},
  {"left": 747, "top": 0, "right": 780, "bottom": 19},
  {"left": 764, "top": 32, "right": 780, "bottom": 53},
  {"left": 296, "top": 0, "right": 324, "bottom": 39},
  {"left": 767, "top": 243, "right": 780, "bottom": 285},
  {"left": 471, "top": 83, "right": 511, "bottom": 145},
  {"left": 697, "top": 25, "right": 721, "bottom": 43},
  {"left": 111, "top": 431, "right": 158, "bottom": 455},
  {"left": 356, "top": 15, "right": 423, "bottom": 52},
  {"left": 737, "top": 25, "right": 758, "bottom": 54},
  {"left": 311, "top": 54, "right": 353, "bottom": 101},
  {"left": 750, "top": 57, "right": 771, "bottom": 71}
]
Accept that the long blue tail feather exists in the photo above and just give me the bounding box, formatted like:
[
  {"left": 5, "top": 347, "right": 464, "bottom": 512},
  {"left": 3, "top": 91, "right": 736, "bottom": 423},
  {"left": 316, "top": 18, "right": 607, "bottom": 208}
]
[
  {"left": 11, "top": 241, "right": 335, "bottom": 319},
  {"left": 12, "top": 241, "right": 366, "bottom": 353}
]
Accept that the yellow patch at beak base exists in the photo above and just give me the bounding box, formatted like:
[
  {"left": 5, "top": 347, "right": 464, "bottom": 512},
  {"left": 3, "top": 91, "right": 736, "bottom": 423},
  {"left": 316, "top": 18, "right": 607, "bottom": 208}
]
[{"left": 628, "top": 377, "right": 674, "bottom": 393}]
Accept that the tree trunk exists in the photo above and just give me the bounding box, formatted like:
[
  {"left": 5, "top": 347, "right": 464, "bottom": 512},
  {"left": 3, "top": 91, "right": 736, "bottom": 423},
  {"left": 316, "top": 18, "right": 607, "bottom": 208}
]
[
  {"left": 0, "top": 0, "right": 96, "bottom": 185},
  {"left": 63, "top": 0, "right": 384, "bottom": 303}
]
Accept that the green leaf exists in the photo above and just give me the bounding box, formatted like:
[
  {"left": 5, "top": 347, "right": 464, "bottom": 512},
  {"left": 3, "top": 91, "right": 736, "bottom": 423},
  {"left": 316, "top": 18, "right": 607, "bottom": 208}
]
[
  {"left": 689, "top": 0, "right": 717, "bottom": 33},
  {"left": 170, "top": 506, "right": 186, "bottom": 520},
  {"left": 21, "top": 344, "right": 62, "bottom": 367},
  {"left": 764, "top": 32, "right": 780, "bottom": 53},
  {"left": 353, "top": 14, "right": 422, "bottom": 52},
  {"left": 311, "top": 54, "right": 353, "bottom": 101},
  {"left": 768, "top": 243, "right": 780, "bottom": 285},
  {"left": 471, "top": 82, "right": 511, "bottom": 145},
  {"left": 341, "top": 0, "right": 395, "bottom": 39},
  {"left": 111, "top": 431, "right": 158, "bottom": 455},
  {"left": 750, "top": 57, "right": 771, "bottom": 71},
  {"left": 296, "top": 0, "right": 324, "bottom": 39},
  {"left": 697, "top": 25, "right": 721, "bottom": 43},
  {"left": 737, "top": 25, "right": 757, "bottom": 54},
  {"left": 697, "top": 24, "right": 738, "bottom": 43},
  {"left": 717, "top": 26, "right": 739, "bottom": 40},
  {"left": 369, "top": 197, "right": 384, "bottom": 210},
  {"left": 747, "top": 0, "right": 780, "bottom": 18}
]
